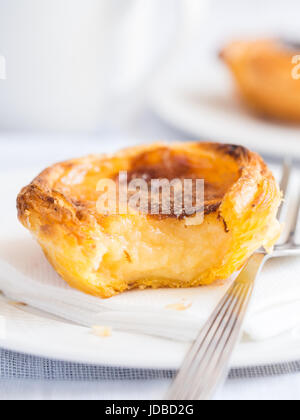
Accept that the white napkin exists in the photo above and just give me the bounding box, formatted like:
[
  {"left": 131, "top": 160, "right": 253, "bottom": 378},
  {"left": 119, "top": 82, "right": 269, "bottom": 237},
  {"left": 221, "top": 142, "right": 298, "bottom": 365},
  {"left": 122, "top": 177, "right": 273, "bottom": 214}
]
[{"left": 1, "top": 168, "right": 300, "bottom": 343}]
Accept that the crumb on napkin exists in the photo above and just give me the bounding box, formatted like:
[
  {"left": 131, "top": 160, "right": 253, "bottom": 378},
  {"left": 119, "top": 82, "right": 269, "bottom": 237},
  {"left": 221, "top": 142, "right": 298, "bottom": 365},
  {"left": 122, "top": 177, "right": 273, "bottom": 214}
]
[
  {"left": 165, "top": 301, "right": 192, "bottom": 311},
  {"left": 91, "top": 326, "right": 112, "bottom": 338},
  {"left": 8, "top": 301, "right": 27, "bottom": 307}
]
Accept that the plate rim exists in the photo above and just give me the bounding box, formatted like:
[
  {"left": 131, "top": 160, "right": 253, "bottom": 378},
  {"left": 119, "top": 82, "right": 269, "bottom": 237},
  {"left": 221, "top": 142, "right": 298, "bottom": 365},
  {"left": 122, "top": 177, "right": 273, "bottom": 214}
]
[
  {"left": 149, "top": 80, "right": 300, "bottom": 161},
  {"left": 1, "top": 299, "right": 300, "bottom": 371}
]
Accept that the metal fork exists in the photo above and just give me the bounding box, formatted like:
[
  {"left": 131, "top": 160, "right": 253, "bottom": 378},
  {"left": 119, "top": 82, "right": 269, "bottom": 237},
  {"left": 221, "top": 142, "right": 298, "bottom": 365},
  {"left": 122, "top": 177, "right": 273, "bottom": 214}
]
[{"left": 167, "top": 161, "right": 300, "bottom": 401}]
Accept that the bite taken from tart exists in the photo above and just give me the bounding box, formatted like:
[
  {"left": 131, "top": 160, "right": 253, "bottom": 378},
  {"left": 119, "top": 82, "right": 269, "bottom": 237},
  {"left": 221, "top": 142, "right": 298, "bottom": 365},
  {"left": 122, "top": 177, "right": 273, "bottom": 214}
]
[{"left": 17, "top": 142, "right": 281, "bottom": 298}]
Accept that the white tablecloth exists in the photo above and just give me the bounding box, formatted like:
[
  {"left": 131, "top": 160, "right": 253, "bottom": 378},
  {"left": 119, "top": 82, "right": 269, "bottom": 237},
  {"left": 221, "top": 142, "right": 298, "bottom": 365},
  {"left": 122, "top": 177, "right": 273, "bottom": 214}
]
[{"left": 1, "top": 374, "right": 300, "bottom": 400}]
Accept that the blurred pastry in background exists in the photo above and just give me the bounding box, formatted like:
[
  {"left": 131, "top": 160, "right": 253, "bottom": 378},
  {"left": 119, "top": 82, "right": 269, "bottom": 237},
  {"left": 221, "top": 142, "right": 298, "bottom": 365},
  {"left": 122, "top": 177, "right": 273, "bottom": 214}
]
[{"left": 220, "top": 39, "right": 300, "bottom": 123}]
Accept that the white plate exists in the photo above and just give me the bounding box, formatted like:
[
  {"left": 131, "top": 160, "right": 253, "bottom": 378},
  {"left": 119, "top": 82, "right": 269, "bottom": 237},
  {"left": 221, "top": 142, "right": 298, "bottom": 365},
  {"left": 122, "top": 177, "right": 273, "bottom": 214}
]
[
  {"left": 1, "top": 294, "right": 300, "bottom": 370},
  {"left": 150, "top": 60, "right": 300, "bottom": 159},
  {"left": 1, "top": 147, "right": 300, "bottom": 371}
]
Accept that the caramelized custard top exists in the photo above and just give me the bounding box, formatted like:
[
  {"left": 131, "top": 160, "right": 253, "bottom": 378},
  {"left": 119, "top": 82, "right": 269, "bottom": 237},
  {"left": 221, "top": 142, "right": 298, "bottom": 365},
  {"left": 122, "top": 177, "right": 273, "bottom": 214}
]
[
  {"left": 124, "top": 147, "right": 240, "bottom": 218},
  {"left": 51, "top": 144, "right": 244, "bottom": 219}
]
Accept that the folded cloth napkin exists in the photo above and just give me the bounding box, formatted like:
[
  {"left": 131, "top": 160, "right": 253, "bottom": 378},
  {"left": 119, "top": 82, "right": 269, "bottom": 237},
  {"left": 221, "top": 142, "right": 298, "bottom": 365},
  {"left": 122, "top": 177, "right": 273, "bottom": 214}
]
[{"left": 0, "top": 168, "right": 300, "bottom": 343}]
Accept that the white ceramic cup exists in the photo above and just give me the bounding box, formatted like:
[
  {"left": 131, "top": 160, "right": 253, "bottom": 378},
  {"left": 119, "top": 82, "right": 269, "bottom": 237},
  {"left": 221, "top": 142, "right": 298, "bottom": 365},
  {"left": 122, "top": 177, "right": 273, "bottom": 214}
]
[{"left": 0, "top": 0, "right": 180, "bottom": 133}]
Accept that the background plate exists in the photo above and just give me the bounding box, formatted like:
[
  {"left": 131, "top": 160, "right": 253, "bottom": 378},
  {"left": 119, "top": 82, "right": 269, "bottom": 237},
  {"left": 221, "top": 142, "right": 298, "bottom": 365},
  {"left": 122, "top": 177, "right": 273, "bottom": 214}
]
[{"left": 150, "top": 60, "right": 300, "bottom": 160}]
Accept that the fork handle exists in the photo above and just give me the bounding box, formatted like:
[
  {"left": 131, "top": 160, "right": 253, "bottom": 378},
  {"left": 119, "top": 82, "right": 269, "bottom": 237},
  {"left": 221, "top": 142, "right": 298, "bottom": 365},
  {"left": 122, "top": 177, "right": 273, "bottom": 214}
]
[
  {"left": 197, "top": 253, "right": 266, "bottom": 400},
  {"left": 235, "top": 253, "right": 266, "bottom": 286},
  {"left": 167, "top": 253, "right": 266, "bottom": 401}
]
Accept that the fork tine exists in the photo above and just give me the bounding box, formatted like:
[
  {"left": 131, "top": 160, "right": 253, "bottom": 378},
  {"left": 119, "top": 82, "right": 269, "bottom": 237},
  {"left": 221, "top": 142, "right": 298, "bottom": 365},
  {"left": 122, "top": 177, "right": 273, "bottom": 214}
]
[
  {"left": 277, "top": 159, "right": 292, "bottom": 222},
  {"left": 287, "top": 189, "right": 300, "bottom": 245}
]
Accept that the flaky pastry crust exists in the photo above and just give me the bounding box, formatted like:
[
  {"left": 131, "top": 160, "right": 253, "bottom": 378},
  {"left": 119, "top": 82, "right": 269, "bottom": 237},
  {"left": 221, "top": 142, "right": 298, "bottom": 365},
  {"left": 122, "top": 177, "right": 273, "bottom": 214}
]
[
  {"left": 221, "top": 39, "right": 300, "bottom": 122},
  {"left": 17, "top": 142, "right": 281, "bottom": 298}
]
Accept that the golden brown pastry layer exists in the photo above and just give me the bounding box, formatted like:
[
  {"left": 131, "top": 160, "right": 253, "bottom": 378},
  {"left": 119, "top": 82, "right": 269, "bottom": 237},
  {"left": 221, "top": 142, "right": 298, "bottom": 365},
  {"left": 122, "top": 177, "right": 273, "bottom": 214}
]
[{"left": 17, "top": 142, "right": 281, "bottom": 298}]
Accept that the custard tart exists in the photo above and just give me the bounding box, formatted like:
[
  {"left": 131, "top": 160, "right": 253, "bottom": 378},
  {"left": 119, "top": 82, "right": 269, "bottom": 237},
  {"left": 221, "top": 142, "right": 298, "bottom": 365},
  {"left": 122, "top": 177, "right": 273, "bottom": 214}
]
[
  {"left": 17, "top": 143, "right": 281, "bottom": 298},
  {"left": 221, "top": 39, "right": 300, "bottom": 122}
]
